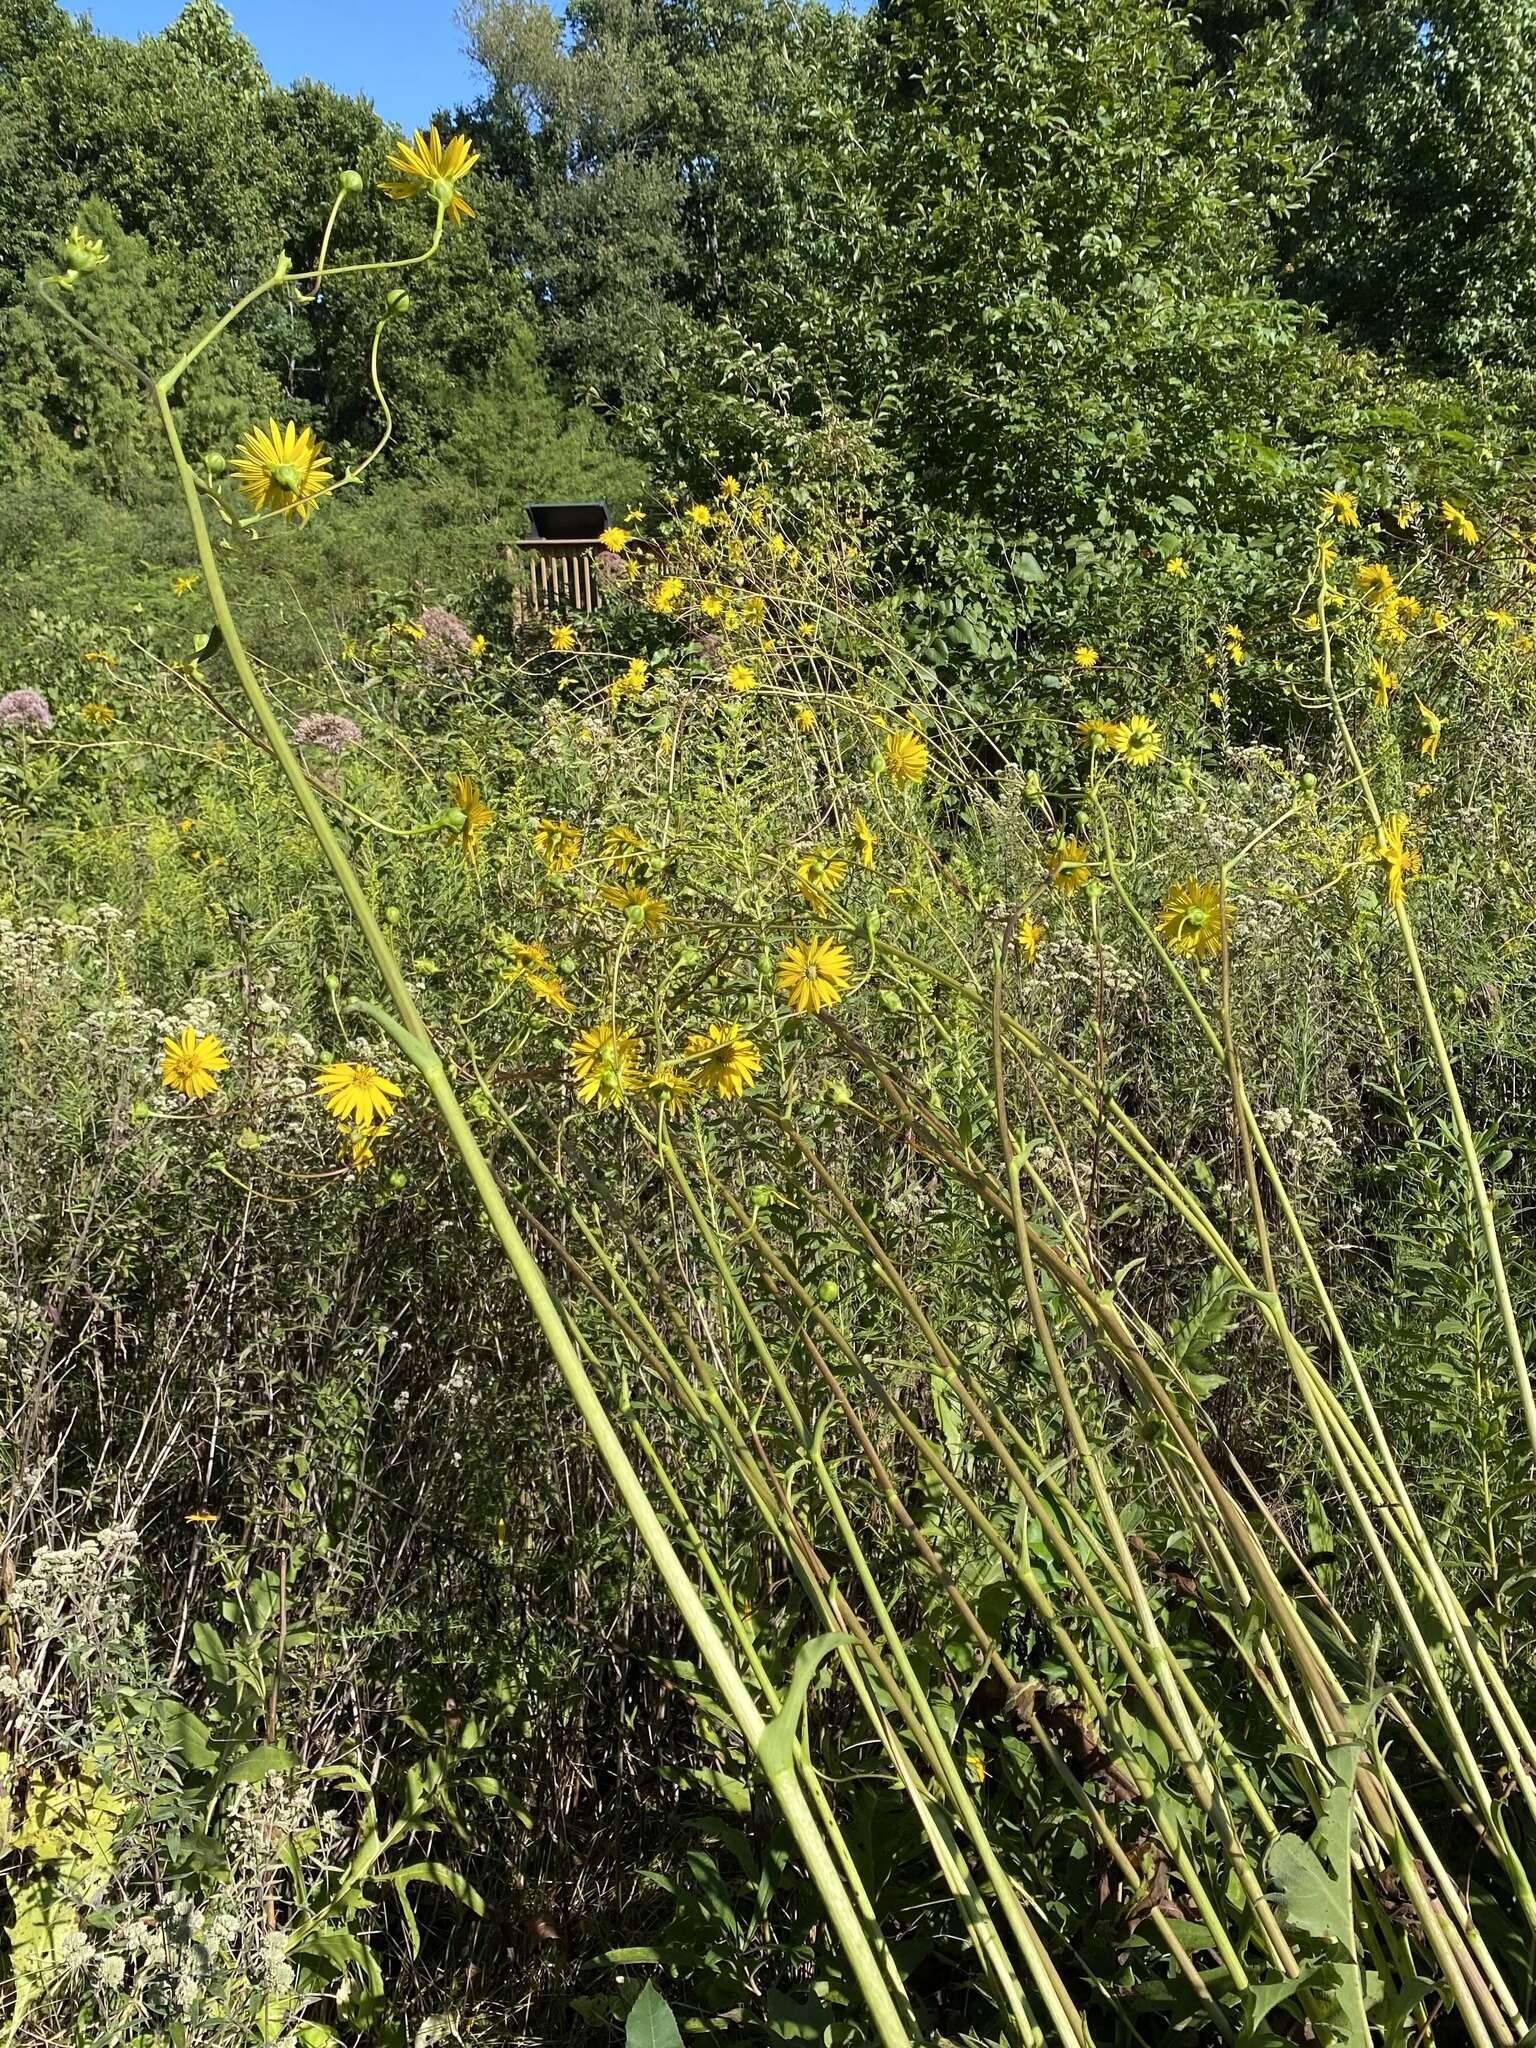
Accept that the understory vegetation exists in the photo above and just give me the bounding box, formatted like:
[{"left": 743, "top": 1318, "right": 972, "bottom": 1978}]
[{"left": 5, "top": 1, "right": 1536, "bottom": 2044}]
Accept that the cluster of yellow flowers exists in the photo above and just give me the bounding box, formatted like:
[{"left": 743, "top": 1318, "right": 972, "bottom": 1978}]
[
  {"left": 159, "top": 1031, "right": 403, "bottom": 1169},
  {"left": 1075, "top": 712, "right": 1161, "bottom": 767}
]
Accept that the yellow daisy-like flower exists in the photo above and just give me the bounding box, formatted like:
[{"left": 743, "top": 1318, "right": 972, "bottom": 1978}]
[
  {"left": 1072, "top": 645, "right": 1100, "bottom": 670},
  {"left": 548, "top": 623, "right": 576, "bottom": 652},
  {"left": 726, "top": 663, "right": 758, "bottom": 694},
  {"left": 795, "top": 703, "right": 818, "bottom": 733},
  {"left": 348, "top": 1133, "right": 376, "bottom": 1173},
  {"left": 650, "top": 577, "right": 686, "bottom": 616},
  {"left": 1361, "top": 813, "right": 1421, "bottom": 905},
  {"left": 448, "top": 775, "right": 493, "bottom": 862},
  {"left": 1370, "top": 657, "right": 1398, "bottom": 708},
  {"left": 1484, "top": 608, "right": 1516, "bottom": 631},
  {"left": 719, "top": 475, "right": 741, "bottom": 499},
  {"left": 598, "top": 526, "right": 631, "bottom": 552},
  {"left": 230, "top": 420, "right": 332, "bottom": 524},
  {"left": 533, "top": 817, "right": 582, "bottom": 873},
  {"left": 777, "top": 936, "right": 852, "bottom": 1015},
  {"left": 161, "top": 1028, "right": 230, "bottom": 1101},
  {"left": 1122, "top": 713, "right": 1161, "bottom": 767},
  {"left": 601, "top": 824, "right": 648, "bottom": 875},
  {"left": 883, "top": 729, "right": 929, "bottom": 787},
  {"left": 1156, "top": 877, "right": 1230, "bottom": 960},
  {"left": 1077, "top": 715, "right": 1128, "bottom": 754},
  {"left": 80, "top": 701, "right": 116, "bottom": 726},
  {"left": 646, "top": 1064, "right": 700, "bottom": 1112},
  {"left": 1440, "top": 500, "right": 1478, "bottom": 547},
  {"left": 524, "top": 968, "right": 575, "bottom": 1013},
  {"left": 683, "top": 1022, "right": 762, "bottom": 1099},
  {"left": 700, "top": 592, "right": 725, "bottom": 619},
  {"left": 599, "top": 881, "right": 669, "bottom": 933},
  {"left": 1395, "top": 500, "right": 1422, "bottom": 530},
  {"left": 1017, "top": 913, "right": 1047, "bottom": 964},
  {"left": 796, "top": 848, "right": 848, "bottom": 916},
  {"left": 851, "top": 809, "right": 877, "bottom": 869},
  {"left": 1165, "top": 555, "right": 1189, "bottom": 578},
  {"left": 1355, "top": 563, "right": 1396, "bottom": 610},
  {"left": 569, "top": 1022, "right": 643, "bottom": 1110},
  {"left": 1046, "top": 837, "right": 1095, "bottom": 894},
  {"left": 685, "top": 503, "right": 713, "bottom": 527},
  {"left": 172, "top": 573, "right": 200, "bottom": 597},
  {"left": 84, "top": 649, "right": 116, "bottom": 664},
  {"left": 378, "top": 125, "right": 480, "bottom": 225},
  {"left": 1223, "top": 623, "right": 1246, "bottom": 665},
  {"left": 1415, "top": 698, "right": 1445, "bottom": 760},
  {"left": 315, "top": 1060, "right": 404, "bottom": 1130},
  {"left": 1320, "top": 488, "right": 1359, "bottom": 528},
  {"left": 609, "top": 658, "right": 648, "bottom": 705}
]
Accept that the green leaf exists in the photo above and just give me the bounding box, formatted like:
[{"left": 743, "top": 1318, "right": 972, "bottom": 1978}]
[
  {"left": 757, "top": 1632, "right": 849, "bottom": 1779},
  {"left": 217, "top": 1743, "right": 297, "bottom": 1787},
  {"left": 625, "top": 1983, "right": 684, "bottom": 2048}
]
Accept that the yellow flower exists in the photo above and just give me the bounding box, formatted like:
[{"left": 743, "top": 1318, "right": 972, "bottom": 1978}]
[
  {"left": 315, "top": 1060, "right": 404, "bottom": 1130},
  {"left": 1415, "top": 698, "right": 1445, "bottom": 760},
  {"left": 79, "top": 701, "right": 115, "bottom": 726},
  {"left": 1484, "top": 608, "right": 1516, "bottom": 631},
  {"left": 610, "top": 657, "right": 648, "bottom": 705},
  {"left": 883, "top": 729, "right": 929, "bottom": 787},
  {"left": 548, "top": 623, "right": 576, "bottom": 652},
  {"left": 533, "top": 817, "right": 582, "bottom": 873},
  {"left": 777, "top": 935, "right": 853, "bottom": 1015},
  {"left": 650, "top": 576, "right": 686, "bottom": 615},
  {"left": 851, "top": 809, "right": 877, "bottom": 869},
  {"left": 1122, "top": 713, "right": 1161, "bottom": 766},
  {"left": 448, "top": 775, "right": 493, "bottom": 862},
  {"left": 230, "top": 419, "right": 332, "bottom": 524},
  {"left": 796, "top": 847, "right": 849, "bottom": 916},
  {"left": 601, "top": 824, "right": 648, "bottom": 875},
  {"left": 1320, "top": 488, "right": 1359, "bottom": 528},
  {"left": 700, "top": 591, "right": 725, "bottom": 619},
  {"left": 161, "top": 1027, "right": 230, "bottom": 1101},
  {"left": 726, "top": 663, "right": 758, "bottom": 694},
  {"left": 1223, "top": 623, "right": 1246, "bottom": 665},
  {"left": 719, "top": 475, "right": 741, "bottom": 499},
  {"left": 795, "top": 703, "right": 818, "bottom": 733},
  {"left": 1046, "top": 837, "right": 1094, "bottom": 894},
  {"left": 1370, "top": 657, "right": 1398, "bottom": 709},
  {"left": 645, "top": 1064, "right": 699, "bottom": 1112},
  {"left": 569, "top": 1022, "right": 643, "bottom": 1109},
  {"left": 468, "top": 633, "right": 487, "bottom": 657},
  {"left": 683, "top": 1022, "right": 762, "bottom": 1099},
  {"left": 965, "top": 1750, "right": 987, "bottom": 1785},
  {"left": 1440, "top": 500, "right": 1478, "bottom": 546},
  {"left": 84, "top": 648, "right": 116, "bottom": 665},
  {"left": 378, "top": 125, "right": 480, "bottom": 225},
  {"left": 348, "top": 1134, "right": 376, "bottom": 1172},
  {"left": 1394, "top": 500, "right": 1421, "bottom": 530},
  {"left": 1077, "top": 716, "right": 1128, "bottom": 754},
  {"left": 599, "top": 881, "right": 669, "bottom": 933},
  {"left": 1072, "top": 645, "right": 1100, "bottom": 670},
  {"left": 1361, "top": 813, "right": 1421, "bottom": 905},
  {"left": 391, "top": 619, "right": 425, "bottom": 640},
  {"left": 1156, "top": 877, "right": 1230, "bottom": 960},
  {"left": 1165, "top": 555, "right": 1189, "bottom": 578},
  {"left": 685, "top": 503, "right": 713, "bottom": 527},
  {"left": 172, "top": 573, "right": 200, "bottom": 597},
  {"left": 1017, "top": 914, "right": 1047, "bottom": 964},
  {"left": 598, "top": 526, "right": 631, "bottom": 551},
  {"left": 524, "top": 969, "right": 575, "bottom": 1013}
]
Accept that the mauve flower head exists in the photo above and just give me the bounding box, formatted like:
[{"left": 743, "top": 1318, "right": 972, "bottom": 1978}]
[
  {"left": 0, "top": 688, "right": 52, "bottom": 733},
  {"left": 415, "top": 606, "right": 474, "bottom": 675},
  {"left": 292, "top": 712, "right": 362, "bottom": 755}
]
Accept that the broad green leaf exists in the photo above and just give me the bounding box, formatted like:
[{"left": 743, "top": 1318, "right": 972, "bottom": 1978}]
[{"left": 625, "top": 1983, "right": 684, "bottom": 2048}]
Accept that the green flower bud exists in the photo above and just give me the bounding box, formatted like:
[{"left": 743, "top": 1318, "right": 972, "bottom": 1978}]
[
  {"left": 324, "top": 973, "right": 340, "bottom": 993},
  {"left": 339, "top": 169, "right": 364, "bottom": 194},
  {"left": 1301, "top": 771, "right": 1317, "bottom": 792},
  {"left": 204, "top": 451, "right": 227, "bottom": 477},
  {"left": 816, "top": 1278, "right": 841, "bottom": 1305},
  {"left": 59, "top": 226, "right": 108, "bottom": 283},
  {"left": 383, "top": 904, "right": 401, "bottom": 926},
  {"left": 385, "top": 287, "right": 412, "bottom": 316},
  {"left": 389, "top": 1169, "right": 408, "bottom": 1191}
]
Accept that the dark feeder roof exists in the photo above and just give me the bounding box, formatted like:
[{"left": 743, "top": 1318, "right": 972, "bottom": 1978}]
[{"left": 524, "top": 503, "right": 609, "bottom": 542}]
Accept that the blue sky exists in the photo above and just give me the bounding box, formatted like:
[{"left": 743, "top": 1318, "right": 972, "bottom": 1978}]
[{"left": 76, "top": 0, "right": 485, "bottom": 127}]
